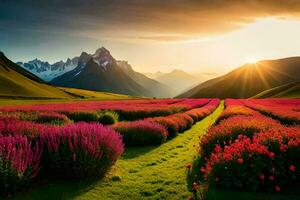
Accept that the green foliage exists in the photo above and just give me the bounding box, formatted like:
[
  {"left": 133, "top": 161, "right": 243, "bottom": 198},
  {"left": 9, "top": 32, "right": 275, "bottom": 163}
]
[{"left": 97, "top": 111, "right": 119, "bottom": 125}]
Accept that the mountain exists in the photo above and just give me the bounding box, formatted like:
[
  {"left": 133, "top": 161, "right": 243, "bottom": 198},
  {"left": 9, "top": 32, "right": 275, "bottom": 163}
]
[
  {"left": 144, "top": 71, "right": 165, "bottom": 79},
  {"left": 252, "top": 80, "right": 300, "bottom": 98},
  {"left": 178, "top": 57, "right": 300, "bottom": 98},
  {"left": 17, "top": 57, "right": 79, "bottom": 81},
  {"left": 155, "top": 69, "right": 199, "bottom": 95},
  {"left": 118, "top": 61, "right": 172, "bottom": 97},
  {"left": 50, "top": 47, "right": 172, "bottom": 97},
  {"left": 0, "top": 52, "right": 72, "bottom": 99}
]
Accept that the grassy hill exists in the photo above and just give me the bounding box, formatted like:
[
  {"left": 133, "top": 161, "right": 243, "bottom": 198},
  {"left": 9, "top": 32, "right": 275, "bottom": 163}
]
[
  {"left": 59, "top": 87, "right": 142, "bottom": 100},
  {"left": 178, "top": 57, "right": 300, "bottom": 99},
  {"left": 0, "top": 52, "right": 72, "bottom": 99},
  {"left": 252, "top": 81, "right": 300, "bottom": 98}
]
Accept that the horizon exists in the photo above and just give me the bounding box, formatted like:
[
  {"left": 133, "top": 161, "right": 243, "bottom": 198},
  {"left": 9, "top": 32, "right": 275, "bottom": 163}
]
[{"left": 2, "top": 1, "right": 300, "bottom": 76}]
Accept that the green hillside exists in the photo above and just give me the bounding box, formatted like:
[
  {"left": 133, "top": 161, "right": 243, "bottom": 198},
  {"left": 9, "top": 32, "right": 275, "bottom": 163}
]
[
  {"left": 252, "top": 81, "right": 300, "bottom": 98},
  {"left": 59, "top": 87, "right": 142, "bottom": 100},
  {"left": 178, "top": 57, "right": 300, "bottom": 98},
  {"left": 0, "top": 52, "right": 72, "bottom": 99}
]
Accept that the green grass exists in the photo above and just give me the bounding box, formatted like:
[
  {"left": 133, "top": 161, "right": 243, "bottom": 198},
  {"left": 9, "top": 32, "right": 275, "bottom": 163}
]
[
  {"left": 10, "top": 101, "right": 224, "bottom": 200},
  {"left": 252, "top": 80, "right": 300, "bottom": 98},
  {"left": 59, "top": 87, "right": 143, "bottom": 100}
]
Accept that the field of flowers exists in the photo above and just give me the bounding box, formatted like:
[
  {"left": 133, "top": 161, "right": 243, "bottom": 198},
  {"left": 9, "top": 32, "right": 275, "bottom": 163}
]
[
  {"left": 0, "top": 98, "right": 218, "bottom": 197},
  {"left": 189, "top": 98, "right": 300, "bottom": 199}
]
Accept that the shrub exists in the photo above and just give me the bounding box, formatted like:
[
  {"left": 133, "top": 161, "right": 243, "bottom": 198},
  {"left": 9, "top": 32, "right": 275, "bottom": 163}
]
[
  {"left": 0, "top": 135, "right": 41, "bottom": 196},
  {"left": 202, "top": 128, "right": 300, "bottom": 192},
  {"left": 97, "top": 111, "right": 119, "bottom": 125},
  {"left": 35, "top": 112, "right": 71, "bottom": 125},
  {"left": 41, "top": 123, "right": 124, "bottom": 178},
  {"left": 116, "top": 108, "right": 173, "bottom": 121},
  {"left": 147, "top": 117, "right": 179, "bottom": 138},
  {"left": 0, "top": 117, "right": 42, "bottom": 139},
  {"left": 217, "top": 105, "right": 256, "bottom": 123},
  {"left": 203, "top": 135, "right": 274, "bottom": 191},
  {"left": 64, "top": 111, "right": 99, "bottom": 122},
  {"left": 200, "top": 115, "right": 282, "bottom": 158},
  {"left": 113, "top": 120, "right": 168, "bottom": 146}
]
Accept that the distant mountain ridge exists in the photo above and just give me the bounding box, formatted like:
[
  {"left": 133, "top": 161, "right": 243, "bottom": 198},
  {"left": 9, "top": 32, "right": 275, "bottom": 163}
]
[
  {"left": 178, "top": 57, "right": 300, "bottom": 98},
  {"left": 50, "top": 47, "right": 172, "bottom": 97},
  {"left": 156, "top": 69, "right": 199, "bottom": 95},
  {"left": 18, "top": 57, "right": 79, "bottom": 81}
]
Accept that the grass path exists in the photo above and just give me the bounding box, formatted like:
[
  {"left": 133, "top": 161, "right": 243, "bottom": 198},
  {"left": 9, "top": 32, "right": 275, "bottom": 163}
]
[{"left": 12, "top": 102, "right": 224, "bottom": 200}]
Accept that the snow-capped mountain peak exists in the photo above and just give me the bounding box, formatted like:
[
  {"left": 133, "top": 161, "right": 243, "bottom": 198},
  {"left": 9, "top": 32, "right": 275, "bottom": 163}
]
[{"left": 91, "top": 47, "right": 115, "bottom": 70}]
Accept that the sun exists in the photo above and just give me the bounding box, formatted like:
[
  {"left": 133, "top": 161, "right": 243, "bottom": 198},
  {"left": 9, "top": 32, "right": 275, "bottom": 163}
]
[{"left": 247, "top": 56, "right": 259, "bottom": 64}]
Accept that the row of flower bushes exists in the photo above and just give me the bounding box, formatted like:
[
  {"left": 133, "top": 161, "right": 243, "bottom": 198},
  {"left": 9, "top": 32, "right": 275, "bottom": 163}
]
[
  {"left": 1, "top": 110, "right": 119, "bottom": 126},
  {"left": 0, "top": 119, "right": 124, "bottom": 196},
  {"left": 111, "top": 99, "right": 220, "bottom": 147},
  {"left": 0, "top": 99, "right": 211, "bottom": 121},
  {"left": 243, "top": 99, "right": 300, "bottom": 125},
  {"left": 189, "top": 99, "right": 300, "bottom": 197}
]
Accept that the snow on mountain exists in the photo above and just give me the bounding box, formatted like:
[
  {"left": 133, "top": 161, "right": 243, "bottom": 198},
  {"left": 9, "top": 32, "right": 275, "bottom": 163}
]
[{"left": 17, "top": 57, "right": 79, "bottom": 81}]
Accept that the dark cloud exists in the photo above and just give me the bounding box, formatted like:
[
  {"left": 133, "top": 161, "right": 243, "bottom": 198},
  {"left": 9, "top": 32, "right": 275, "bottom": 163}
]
[{"left": 1, "top": 0, "right": 300, "bottom": 41}]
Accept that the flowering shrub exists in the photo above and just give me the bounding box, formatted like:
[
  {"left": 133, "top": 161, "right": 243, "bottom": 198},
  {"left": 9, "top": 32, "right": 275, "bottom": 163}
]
[
  {"left": 41, "top": 123, "right": 124, "bottom": 178},
  {"left": 200, "top": 115, "right": 282, "bottom": 158},
  {"left": 35, "top": 112, "right": 71, "bottom": 125},
  {"left": 113, "top": 120, "right": 168, "bottom": 146},
  {"left": 147, "top": 116, "right": 179, "bottom": 137},
  {"left": 186, "top": 99, "right": 220, "bottom": 122},
  {"left": 97, "top": 111, "right": 119, "bottom": 125},
  {"left": 0, "top": 135, "right": 41, "bottom": 196},
  {"left": 0, "top": 117, "right": 43, "bottom": 139},
  {"left": 217, "top": 105, "right": 256, "bottom": 123},
  {"left": 203, "top": 136, "right": 275, "bottom": 191},
  {"left": 243, "top": 99, "right": 300, "bottom": 125}
]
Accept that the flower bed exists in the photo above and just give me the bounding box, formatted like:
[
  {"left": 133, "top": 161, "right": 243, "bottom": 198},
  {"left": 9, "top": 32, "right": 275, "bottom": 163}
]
[
  {"left": 113, "top": 120, "right": 168, "bottom": 146},
  {"left": 0, "top": 135, "right": 41, "bottom": 196},
  {"left": 41, "top": 123, "right": 124, "bottom": 178}
]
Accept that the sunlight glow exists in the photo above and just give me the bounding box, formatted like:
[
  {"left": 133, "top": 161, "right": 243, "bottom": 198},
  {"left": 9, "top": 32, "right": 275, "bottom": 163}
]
[{"left": 246, "top": 56, "right": 259, "bottom": 64}]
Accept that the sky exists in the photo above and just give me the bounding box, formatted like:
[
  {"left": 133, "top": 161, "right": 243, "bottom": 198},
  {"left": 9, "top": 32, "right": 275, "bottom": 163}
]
[{"left": 1, "top": 0, "right": 300, "bottom": 77}]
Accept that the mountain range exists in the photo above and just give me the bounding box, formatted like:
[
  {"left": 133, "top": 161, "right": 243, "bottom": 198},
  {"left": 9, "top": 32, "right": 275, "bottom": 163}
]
[
  {"left": 48, "top": 47, "right": 171, "bottom": 97},
  {"left": 178, "top": 57, "right": 300, "bottom": 98}
]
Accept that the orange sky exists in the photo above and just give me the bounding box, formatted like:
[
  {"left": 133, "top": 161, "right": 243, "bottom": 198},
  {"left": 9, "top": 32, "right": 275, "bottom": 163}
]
[{"left": 2, "top": 1, "right": 300, "bottom": 77}]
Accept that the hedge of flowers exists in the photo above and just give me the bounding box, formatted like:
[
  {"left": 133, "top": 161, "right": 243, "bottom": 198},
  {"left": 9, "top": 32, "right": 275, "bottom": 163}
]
[
  {"left": 243, "top": 99, "right": 300, "bottom": 125},
  {"left": 113, "top": 120, "right": 168, "bottom": 146},
  {"left": 0, "top": 99, "right": 210, "bottom": 121},
  {"left": 0, "top": 118, "right": 124, "bottom": 196},
  {"left": 217, "top": 99, "right": 257, "bottom": 123},
  {"left": 41, "top": 123, "right": 124, "bottom": 178},
  {"left": 189, "top": 98, "right": 300, "bottom": 197},
  {"left": 0, "top": 135, "right": 42, "bottom": 196}
]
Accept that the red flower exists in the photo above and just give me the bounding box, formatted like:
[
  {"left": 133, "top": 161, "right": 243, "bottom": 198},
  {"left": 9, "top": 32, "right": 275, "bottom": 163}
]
[
  {"left": 275, "top": 185, "right": 281, "bottom": 192},
  {"left": 192, "top": 182, "right": 197, "bottom": 191},
  {"left": 289, "top": 165, "right": 295, "bottom": 172},
  {"left": 259, "top": 174, "right": 265, "bottom": 181},
  {"left": 268, "top": 176, "right": 274, "bottom": 181},
  {"left": 237, "top": 158, "right": 243, "bottom": 164},
  {"left": 268, "top": 152, "right": 275, "bottom": 159},
  {"left": 200, "top": 167, "right": 206, "bottom": 174}
]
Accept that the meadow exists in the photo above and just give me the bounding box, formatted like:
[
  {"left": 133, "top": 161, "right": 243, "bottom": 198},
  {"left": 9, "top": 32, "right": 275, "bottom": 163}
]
[{"left": 0, "top": 98, "right": 299, "bottom": 200}]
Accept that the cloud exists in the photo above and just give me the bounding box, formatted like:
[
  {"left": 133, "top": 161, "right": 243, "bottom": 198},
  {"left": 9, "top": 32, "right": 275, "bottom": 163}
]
[{"left": 2, "top": 0, "right": 300, "bottom": 41}]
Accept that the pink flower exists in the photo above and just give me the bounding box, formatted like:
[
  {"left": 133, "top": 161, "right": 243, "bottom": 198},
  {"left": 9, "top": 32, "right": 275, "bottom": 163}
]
[
  {"left": 259, "top": 174, "right": 265, "bottom": 181},
  {"left": 289, "top": 165, "right": 296, "bottom": 172},
  {"left": 237, "top": 158, "right": 243, "bottom": 164},
  {"left": 275, "top": 185, "right": 281, "bottom": 192},
  {"left": 200, "top": 167, "right": 206, "bottom": 174},
  {"left": 268, "top": 176, "right": 274, "bottom": 181}
]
